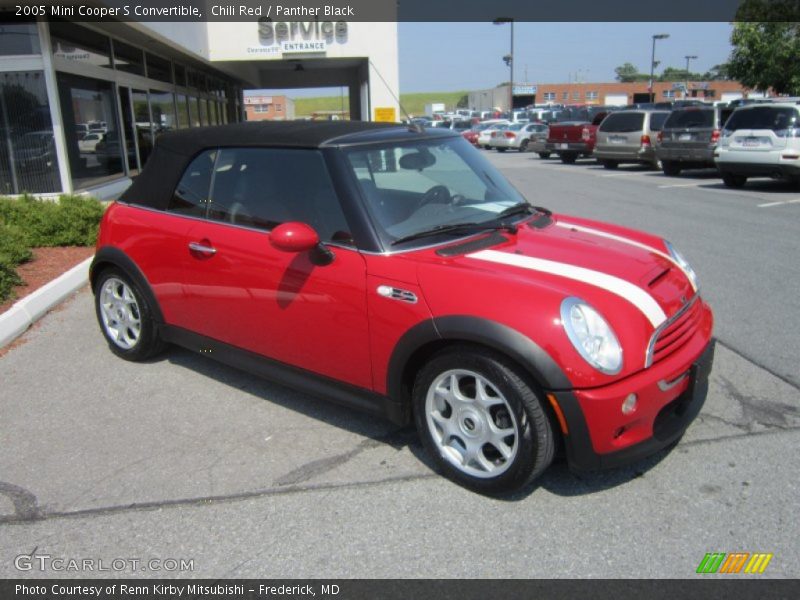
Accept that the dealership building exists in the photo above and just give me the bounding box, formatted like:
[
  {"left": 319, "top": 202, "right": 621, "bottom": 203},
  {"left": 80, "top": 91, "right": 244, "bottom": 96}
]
[
  {"left": 470, "top": 80, "right": 760, "bottom": 112},
  {"left": 0, "top": 16, "right": 399, "bottom": 198}
]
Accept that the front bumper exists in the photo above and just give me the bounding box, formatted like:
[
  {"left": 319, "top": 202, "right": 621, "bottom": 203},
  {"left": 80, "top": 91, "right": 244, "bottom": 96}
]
[{"left": 553, "top": 336, "right": 715, "bottom": 472}]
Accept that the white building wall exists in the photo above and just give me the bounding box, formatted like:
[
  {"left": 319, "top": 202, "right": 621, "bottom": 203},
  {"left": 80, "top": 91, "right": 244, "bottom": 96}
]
[{"left": 205, "top": 21, "right": 400, "bottom": 121}]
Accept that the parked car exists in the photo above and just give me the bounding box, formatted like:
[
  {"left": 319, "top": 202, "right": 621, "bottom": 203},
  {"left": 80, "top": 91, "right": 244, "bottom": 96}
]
[
  {"left": 477, "top": 120, "right": 510, "bottom": 149},
  {"left": 462, "top": 122, "right": 493, "bottom": 146},
  {"left": 78, "top": 132, "right": 103, "bottom": 153},
  {"left": 546, "top": 111, "right": 610, "bottom": 164},
  {"left": 594, "top": 109, "right": 671, "bottom": 169},
  {"left": 91, "top": 121, "right": 714, "bottom": 494},
  {"left": 714, "top": 102, "right": 800, "bottom": 188},
  {"left": 657, "top": 105, "right": 734, "bottom": 175},
  {"left": 489, "top": 122, "right": 549, "bottom": 153}
]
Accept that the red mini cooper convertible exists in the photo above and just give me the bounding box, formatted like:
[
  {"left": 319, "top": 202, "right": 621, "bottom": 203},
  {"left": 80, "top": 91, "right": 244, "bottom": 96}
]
[{"left": 92, "top": 121, "right": 714, "bottom": 493}]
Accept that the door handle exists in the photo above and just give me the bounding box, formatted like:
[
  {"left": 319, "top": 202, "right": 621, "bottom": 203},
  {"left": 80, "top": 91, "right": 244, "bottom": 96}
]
[{"left": 188, "top": 241, "right": 217, "bottom": 255}]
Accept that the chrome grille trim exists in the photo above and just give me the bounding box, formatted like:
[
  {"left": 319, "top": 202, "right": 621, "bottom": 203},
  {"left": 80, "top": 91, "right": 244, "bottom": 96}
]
[{"left": 644, "top": 294, "right": 700, "bottom": 369}]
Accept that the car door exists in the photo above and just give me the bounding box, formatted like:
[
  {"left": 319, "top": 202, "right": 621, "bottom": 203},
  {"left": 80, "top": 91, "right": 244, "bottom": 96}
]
[{"left": 179, "top": 147, "right": 373, "bottom": 390}]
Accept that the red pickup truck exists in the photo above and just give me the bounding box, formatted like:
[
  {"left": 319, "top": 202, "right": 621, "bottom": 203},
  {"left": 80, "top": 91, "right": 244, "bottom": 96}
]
[{"left": 546, "top": 107, "right": 615, "bottom": 164}]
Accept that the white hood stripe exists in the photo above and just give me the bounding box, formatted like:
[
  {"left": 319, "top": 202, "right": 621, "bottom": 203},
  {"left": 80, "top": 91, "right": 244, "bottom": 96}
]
[
  {"left": 468, "top": 249, "right": 668, "bottom": 328},
  {"left": 555, "top": 221, "right": 698, "bottom": 292}
]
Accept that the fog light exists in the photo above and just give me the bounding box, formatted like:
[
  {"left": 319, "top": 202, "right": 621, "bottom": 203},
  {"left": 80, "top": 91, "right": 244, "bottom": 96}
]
[{"left": 621, "top": 393, "right": 638, "bottom": 415}]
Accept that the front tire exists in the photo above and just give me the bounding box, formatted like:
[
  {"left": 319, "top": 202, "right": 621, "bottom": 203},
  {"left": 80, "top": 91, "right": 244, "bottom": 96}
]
[
  {"left": 94, "top": 268, "right": 166, "bottom": 361},
  {"left": 413, "top": 346, "right": 555, "bottom": 494},
  {"left": 538, "top": 152, "right": 551, "bottom": 159},
  {"left": 602, "top": 160, "right": 619, "bottom": 170},
  {"left": 519, "top": 140, "right": 530, "bottom": 152},
  {"left": 496, "top": 147, "right": 507, "bottom": 153}
]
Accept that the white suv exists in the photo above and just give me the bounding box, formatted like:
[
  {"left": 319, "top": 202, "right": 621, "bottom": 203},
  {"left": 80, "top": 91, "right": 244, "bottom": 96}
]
[{"left": 715, "top": 102, "right": 800, "bottom": 188}]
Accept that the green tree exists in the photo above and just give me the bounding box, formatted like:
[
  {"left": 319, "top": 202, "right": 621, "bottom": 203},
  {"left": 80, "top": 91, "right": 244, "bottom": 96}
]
[
  {"left": 703, "top": 63, "right": 731, "bottom": 81},
  {"left": 456, "top": 94, "right": 469, "bottom": 108},
  {"left": 614, "top": 63, "right": 640, "bottom": 83},
  {"left": 727, "top": 1, "right": 800, "bottom": 95}
]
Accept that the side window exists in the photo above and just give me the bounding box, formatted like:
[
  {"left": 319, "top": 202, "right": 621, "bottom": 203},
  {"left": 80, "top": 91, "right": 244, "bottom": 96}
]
[
  {"left": 207, "top": 148, "right": 353, "bottom": 244},
  {"left": 169, "top": 149, "right": 216, "bottom": 217}
]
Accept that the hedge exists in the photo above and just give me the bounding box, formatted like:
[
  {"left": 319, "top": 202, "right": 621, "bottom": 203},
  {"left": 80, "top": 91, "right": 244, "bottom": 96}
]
[{"left": 0, "top": 194, "right": 104, "bottom": 304}]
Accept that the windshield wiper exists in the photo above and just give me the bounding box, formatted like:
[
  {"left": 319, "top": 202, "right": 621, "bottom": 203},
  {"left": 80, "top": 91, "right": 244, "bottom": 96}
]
[{"left": 391, "top": 222, "right": 499, "bottom": 246}]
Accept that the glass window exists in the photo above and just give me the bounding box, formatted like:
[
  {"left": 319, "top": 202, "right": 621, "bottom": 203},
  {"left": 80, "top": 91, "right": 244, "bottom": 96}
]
[
  {"left": 724, "top": 106, "right": 800, "bottom": 133},
  {"left": 562, "top": 92, "right": 568, "bottom": 100},
  {"left": 0, "top": 21, "right": 41, "bottom": 55},
  {"left": 198, "top": 98, "right": 207, "bottom": 126},
  {"left": 175, "top": 94, "right": 190, "bottom": 129},
  {"left": 664, "top": 108, "right": 714, "bottom": 129},
  {"left": 207, "top": 100, "right": 217, "bottom": 126},
  {"left": 572, "top": 91, "right": 581, "bottom": 101},
  {"left": 145, "top": 53, "right": 172, "bottom": 84},
  {"left": 131, "top": 90, "right": 153, "bottom": 166},
  {"left": 599, "top": 112, "right": 646, "bottom": 132},
  {"left": 188, "top": 96, "right": 200, "bottom": 127},
  {"left": 649, "top": 112, "right": 670, "bottom": 131},
  {"left": 543, "top": 92, "right": 555, "bottom": 102},
  {"left": 50, "top": 21, "right": 111, "bottom": 69},
  {"left": 207, "top": 148, "right": 351, "bottom": 243},
  {"left": 113, "top": 40, "right": 144, "bottom": 76},
  {"left": 173, "top": 64, "right": 187, "bottom": 87},
  {"left": 0, "top": 71, "right": 59, "bottom": 194},
  {"left": 56, "top": 72, "right": 123, "bottom": 189},
  {"left": 150, "top": 90, "right": 176, "bottom": 135},
  {"left": 586, "top": 91, "right": 599, "bottom": 100},
  {"left": 169, "top": 149, "right": 216, "bottom": 217},
  {"left": 345, "top": 138, "right": 526, "bottom": 248}
]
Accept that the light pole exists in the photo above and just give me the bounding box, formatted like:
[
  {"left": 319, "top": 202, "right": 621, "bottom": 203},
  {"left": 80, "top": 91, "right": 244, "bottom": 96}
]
[
  {"left": 494, "top": 18, "right": 514, "bottom": 113},
  {"left": 684, "top": 55, "right": 697, "bottom": 99},
  {"left": 649, "top": 33, "right": 669, "bottom": 103}
]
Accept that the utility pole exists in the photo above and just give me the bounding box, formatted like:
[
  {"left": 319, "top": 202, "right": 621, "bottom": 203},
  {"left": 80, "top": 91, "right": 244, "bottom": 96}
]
[
  {"left": 685, "top": 55, "right": 697, "bottom": 99},
  {"left": 650, "top": 33, "right": 669, "bottom": 103}
]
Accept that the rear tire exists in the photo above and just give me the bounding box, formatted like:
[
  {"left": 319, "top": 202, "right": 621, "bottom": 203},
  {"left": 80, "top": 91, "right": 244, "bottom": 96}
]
[
  {"left": 722, "top": 173, "right": 747, "bottom": 188},
  {"left": 538, "top": 152, "right": 551, "bottom": 159},
  {"left": 94, "top": 268, "right": 166, "bottom": 362},
  {"left": 519, "top": 140, "right": 530, "bottom": 152},
  {"left": 413, "top": 346, "right": 555, "bottom": 495},
  {"left": 602, "top": 160, "right": 619, "bottom": 170},
  {"left": 496, "top": 147, "right": 507, "bottom": 153},
  {"left": 662, "top": 161, "right": 681, "bottom": 176},
  {"left": 560, "top": 153, "right": 577, "bottom": 164}
]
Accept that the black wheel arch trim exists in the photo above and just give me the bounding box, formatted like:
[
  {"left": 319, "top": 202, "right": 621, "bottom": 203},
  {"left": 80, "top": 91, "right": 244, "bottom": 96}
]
[
  {"left": 387, "top": 316, "right": 573, "bottom": 405},
  {"left": 90, "top": 246, "right": 165, "bottom": 324}
]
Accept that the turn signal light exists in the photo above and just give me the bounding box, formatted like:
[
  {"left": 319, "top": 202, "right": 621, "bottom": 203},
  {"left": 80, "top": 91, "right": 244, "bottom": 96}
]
[
  {"left": 657, "top": 131, "right": 663, "bottom": 144},
  {"left": 581, "top": 127, "right": 590, "bottom": 141},
  {"left": 710, "top": 129, "right": 721, "bottom": 144},
  {"left": 641, "top": 135, "right": 652, "bottom": 148}
]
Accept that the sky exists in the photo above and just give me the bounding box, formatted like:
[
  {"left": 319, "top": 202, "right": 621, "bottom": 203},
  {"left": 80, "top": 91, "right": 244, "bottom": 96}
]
[{"left": 250, "top": 21, "right": 735, "bottom": 98}]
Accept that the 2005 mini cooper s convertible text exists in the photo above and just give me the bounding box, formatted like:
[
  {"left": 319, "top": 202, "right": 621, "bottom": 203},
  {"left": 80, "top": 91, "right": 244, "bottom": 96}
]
[{"left": 92, "top": 121, "right": 714, "bottom": 494}]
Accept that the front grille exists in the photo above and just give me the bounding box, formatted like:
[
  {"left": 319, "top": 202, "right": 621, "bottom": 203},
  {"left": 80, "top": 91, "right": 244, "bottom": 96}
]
[{"left": 645, "top": 296, "right": 701, "bottom": 368}]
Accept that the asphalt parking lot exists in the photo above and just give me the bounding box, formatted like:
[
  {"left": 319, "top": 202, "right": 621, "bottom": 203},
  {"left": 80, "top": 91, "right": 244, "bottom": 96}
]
[{"left": 1, "top": 152, "right": 798, "bottom": 579}]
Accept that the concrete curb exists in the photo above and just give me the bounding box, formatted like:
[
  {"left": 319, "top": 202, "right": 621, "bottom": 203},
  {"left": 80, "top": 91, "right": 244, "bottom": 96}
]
[{"left": 0, "top": 256, "right": 93, "bottom": 349}]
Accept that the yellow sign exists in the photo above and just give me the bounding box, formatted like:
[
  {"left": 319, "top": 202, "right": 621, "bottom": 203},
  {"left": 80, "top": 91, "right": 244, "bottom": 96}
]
[{"left": 374, "top": 107, "right": 397, "bottom": 123}]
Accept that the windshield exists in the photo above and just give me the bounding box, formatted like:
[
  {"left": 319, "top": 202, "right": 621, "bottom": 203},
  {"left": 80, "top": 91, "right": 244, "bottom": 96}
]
[{"left": 344, "top": 137, "right": 529, "bottom": 249}]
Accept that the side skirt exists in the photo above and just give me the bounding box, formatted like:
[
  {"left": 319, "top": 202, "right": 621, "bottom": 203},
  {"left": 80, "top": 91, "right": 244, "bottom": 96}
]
[{"left": 160, "top": 325, "right": 406, "bottom": 425}]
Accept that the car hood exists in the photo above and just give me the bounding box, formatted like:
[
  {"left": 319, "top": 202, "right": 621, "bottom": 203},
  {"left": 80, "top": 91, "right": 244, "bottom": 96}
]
[{"left": 413, "top": 213, "right": 697, "bottom": 331}]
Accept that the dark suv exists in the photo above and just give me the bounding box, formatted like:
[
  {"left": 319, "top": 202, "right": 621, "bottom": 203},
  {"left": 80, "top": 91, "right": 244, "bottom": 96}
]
[{"left": 657, "top": 105, "right": 733, "bottom": 176}]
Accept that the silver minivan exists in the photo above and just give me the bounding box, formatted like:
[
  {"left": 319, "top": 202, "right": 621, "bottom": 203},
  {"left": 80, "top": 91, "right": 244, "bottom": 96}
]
[
  {"left": 657, "top": 105, "right": 733, "bottom": 176},
  {"left": 594, "top": 109, "right": 671, "bottom": 169}
]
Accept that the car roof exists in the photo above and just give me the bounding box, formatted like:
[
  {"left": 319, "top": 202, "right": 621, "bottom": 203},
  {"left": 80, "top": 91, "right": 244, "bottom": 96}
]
[
  {"left": 151, "top": 120, "right": 459, "bottom": 156},
  {"left": 120, "top": 121, "right": 459, "bottom": 211}
]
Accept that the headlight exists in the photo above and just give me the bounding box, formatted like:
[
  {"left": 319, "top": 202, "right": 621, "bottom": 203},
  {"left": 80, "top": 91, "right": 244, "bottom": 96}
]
[
  {"left": 665, "top": 241, "right": 698, "bottom": 288},
  {"left": 560, "top": 297, "right": 623, "bottom": 375}
]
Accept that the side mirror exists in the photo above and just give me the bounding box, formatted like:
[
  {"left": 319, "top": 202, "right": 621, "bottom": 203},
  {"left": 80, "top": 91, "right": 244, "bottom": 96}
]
[
  {"left": 269, "top": 222, "right": 334, "bottom": 265},
  {"left": 270, "top": 222, "right": 319, "bottom": 253}
]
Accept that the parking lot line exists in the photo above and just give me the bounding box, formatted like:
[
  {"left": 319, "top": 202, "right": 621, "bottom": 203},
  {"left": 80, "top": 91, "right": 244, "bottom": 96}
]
[
  {"left": 757, "top": 198, "right": 800, "bottom": 208},
  {"left": 658, "top": 182, "right": 705, "bottom": 189}
]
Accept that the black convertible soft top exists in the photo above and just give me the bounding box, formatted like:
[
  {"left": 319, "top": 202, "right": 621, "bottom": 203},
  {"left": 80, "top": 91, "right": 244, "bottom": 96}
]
[{"left": 120, "top": 121, "right": 450, "bottom": 210}]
